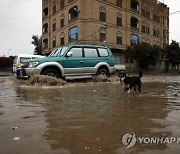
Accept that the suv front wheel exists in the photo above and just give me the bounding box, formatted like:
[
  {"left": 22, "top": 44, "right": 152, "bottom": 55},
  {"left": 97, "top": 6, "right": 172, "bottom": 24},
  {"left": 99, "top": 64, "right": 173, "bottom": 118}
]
[
  {"left": 96, "top": 68, "right": 110, "bottom": 77},
  {"left": 42, "top": 68, "right": 61, "bottom": 78}
]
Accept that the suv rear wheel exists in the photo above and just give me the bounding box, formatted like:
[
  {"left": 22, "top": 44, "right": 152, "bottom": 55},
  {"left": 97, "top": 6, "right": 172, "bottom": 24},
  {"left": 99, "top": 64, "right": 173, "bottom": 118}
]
[
  {"left": 42, "top": 68, "right": 61, "bottom": 78},
  {"left": 96, "top": 68, "right": 110, "bottom": 77}
]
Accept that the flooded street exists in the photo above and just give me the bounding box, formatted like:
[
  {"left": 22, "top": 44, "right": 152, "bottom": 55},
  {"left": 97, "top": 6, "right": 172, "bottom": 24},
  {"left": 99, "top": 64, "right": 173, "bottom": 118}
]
[{"left": 0, "top": 75, "right": 180, "bottom": 154}]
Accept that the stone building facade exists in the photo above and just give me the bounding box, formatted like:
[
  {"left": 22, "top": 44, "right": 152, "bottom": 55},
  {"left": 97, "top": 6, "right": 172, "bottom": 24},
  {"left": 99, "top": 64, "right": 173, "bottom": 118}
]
[{"left": 42, "top": 0, "right": 169, "bottom": 64}]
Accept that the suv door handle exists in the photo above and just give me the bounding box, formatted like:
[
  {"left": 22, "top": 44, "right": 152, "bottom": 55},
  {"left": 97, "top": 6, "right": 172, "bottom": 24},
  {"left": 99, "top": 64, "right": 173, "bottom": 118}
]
[
  {"left": 97, "top": 60, "right": 100, "bottom": 62},
  {"left": 80, "top": 61, "right": 83, "bottom": 63}
]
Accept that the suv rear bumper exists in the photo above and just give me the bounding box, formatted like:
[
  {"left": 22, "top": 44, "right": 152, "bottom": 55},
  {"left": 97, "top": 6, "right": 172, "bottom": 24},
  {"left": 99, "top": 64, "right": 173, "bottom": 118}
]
[{"left": 110, "top": 66, "right": 116, "bottom": 74}]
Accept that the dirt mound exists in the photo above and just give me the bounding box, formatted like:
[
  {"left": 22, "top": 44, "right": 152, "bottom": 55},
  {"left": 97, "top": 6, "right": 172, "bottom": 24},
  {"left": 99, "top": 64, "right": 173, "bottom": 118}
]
[
  {"left": 25, "top": 74, "right": 67, "bottom": 86},
  {"left": 93, "top": 75, "right": 111, "bottom": 82}
]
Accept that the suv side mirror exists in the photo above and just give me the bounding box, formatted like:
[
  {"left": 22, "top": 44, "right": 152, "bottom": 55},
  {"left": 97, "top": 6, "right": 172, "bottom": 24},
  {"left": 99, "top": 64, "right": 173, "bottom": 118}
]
[{"left": 67, "top": 52, "right": 73, "bottom": 57}]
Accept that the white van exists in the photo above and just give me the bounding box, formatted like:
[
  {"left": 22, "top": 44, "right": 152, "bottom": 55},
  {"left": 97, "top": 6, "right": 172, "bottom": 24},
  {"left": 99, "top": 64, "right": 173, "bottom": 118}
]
[{"left": 13, "top": 54, "right": 45, "bottom": 73}]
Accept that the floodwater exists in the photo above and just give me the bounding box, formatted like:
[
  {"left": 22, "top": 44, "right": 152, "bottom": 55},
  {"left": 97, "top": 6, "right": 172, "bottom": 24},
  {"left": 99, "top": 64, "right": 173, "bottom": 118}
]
[{"left": 0, "top": 75, "right": 180, "bottom": 154}]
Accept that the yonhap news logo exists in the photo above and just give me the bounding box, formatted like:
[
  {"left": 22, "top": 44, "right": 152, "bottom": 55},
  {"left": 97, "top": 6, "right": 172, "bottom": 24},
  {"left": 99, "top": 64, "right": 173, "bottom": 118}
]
[
  {"left": 122, "top": 132, "right": 137, "bottom": 148},
  {"left": 122, "top": 132, "right": 180, "bottom": 149}
]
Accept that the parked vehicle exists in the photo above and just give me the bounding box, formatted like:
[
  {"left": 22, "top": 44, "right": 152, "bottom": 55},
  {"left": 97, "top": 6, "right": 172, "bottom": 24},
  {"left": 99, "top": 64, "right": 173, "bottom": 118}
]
[
  {"left": 13, "top": 54, "right": 45, "bottom": 76},
  {"left": 20, "top": 44, "right": 125, "bottom": 80}
]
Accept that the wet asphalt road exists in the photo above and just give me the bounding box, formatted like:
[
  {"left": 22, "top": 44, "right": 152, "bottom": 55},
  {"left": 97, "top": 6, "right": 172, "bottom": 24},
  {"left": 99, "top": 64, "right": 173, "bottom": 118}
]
[{"left": 0, "top": 75, "right": 180, "bottom": 154}]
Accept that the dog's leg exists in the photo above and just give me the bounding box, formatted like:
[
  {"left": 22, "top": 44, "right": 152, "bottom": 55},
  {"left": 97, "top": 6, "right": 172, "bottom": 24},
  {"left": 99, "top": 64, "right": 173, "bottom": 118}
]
[
  {"left": 134, "top": 86, "right": 137, "bottom": 93},
  {"left": 127, "top": 88, "right": 131, "bottom": 94},
  {"left": 138, "top": 85, "right": 141, "bottom": 93},
  {"left": 120, "top": 78, "right": 123, "bottom": 85}
]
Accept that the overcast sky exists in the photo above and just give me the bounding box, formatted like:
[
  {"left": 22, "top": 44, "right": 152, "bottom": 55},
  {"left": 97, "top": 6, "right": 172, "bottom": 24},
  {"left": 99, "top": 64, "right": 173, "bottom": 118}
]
[
  {"left": 0, "top": 0, "right": 180, "bottom": 56},
  {"left": 0, "top": 0, "right": 42, "bottom": 56}
]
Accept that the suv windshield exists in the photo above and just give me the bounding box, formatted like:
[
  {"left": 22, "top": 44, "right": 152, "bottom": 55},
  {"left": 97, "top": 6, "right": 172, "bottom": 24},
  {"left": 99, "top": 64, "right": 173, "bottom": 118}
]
[{"left": 48, "top": 47, "right": 68, "bottom": 57}]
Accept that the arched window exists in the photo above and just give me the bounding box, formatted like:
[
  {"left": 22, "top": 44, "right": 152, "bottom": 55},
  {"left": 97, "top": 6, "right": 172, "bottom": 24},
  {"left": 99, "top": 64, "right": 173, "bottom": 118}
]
[
  {"left": 117, "top": 32, "right": 122, "bottom": 45},
  {"left": 99, "top": 28, "right": 106, "bottom": 42},
  {"left": 68, "top": 6, "right": 79, "bottom": 23},
  {"left": 131, "top": 17, "right": 139, "bottom": 29},
  {"left": 142, "top": 37, "right": 145, "bottom": 43},
  {"left": 131, "top": 34, "right": 139, "bottom": 44},
  {"left": 52, "top": 36, "right": 56, "bottom": 48},
  {"left": 43, "top": 38, "right": 48, "bottom": 49},
  {"left": 99, "top": 7, "right": 106, "bottom": 22},
  {"left": 69, "top": 26, "right": 78, "bottom": 42},
  {"left": 146, "top": 38, "right": 150, "bottom": 44},
  {"left": 153, "top": 27, "right": 160, "bottom": 38},
  {"left": 60, "top": 14, "right": 65, "bottom": 28},
  {"left": 117, "top": 13, "right": 122, "bottom": 27},
  {"left": 153, "top": 40, "right": 157, "bottom": 45},
  {"left": 43, "top": 23, "right": 48, "bottom": 34},
  {"left": 131, "top": 0, "right": 139, "bottom": 11},
  {"left": 43, "top": 8, "right": 48, "bottom": 18},
  {"left": 60, "top": 32, "right": 65, "bottom": 45}
]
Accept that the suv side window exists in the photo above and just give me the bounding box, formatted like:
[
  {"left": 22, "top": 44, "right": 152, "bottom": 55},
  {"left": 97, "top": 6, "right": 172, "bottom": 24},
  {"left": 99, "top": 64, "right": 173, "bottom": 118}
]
[
  {"left": 98, "top": 48, "right": 109, "bottom": 57},
  {"left": 84, "top": 48, "right": 98, "bottom": 57},
  {"left": 69, "top": 47, "right": 82, "bottom": 57}
]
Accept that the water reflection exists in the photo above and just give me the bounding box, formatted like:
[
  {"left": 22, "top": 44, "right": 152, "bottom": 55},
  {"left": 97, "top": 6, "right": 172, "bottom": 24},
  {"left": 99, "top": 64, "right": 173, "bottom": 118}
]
[
  {"left": 15, "top": 83, "right": 172, "bottom": 153},
  {"left": 0, "top": 76, "right": 180, "bottom": 154}
]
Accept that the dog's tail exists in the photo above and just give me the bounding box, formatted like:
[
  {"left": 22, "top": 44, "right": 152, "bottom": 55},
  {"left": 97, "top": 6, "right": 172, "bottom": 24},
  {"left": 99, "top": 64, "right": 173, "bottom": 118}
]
[{"left": 139, "top": 71, "right": 143, "bottom": 78}]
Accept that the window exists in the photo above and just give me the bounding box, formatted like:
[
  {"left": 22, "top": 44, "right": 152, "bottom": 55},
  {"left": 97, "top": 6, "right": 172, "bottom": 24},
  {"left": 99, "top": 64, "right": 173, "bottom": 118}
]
[
  {"left": 98, "top": 48, "right": 108, "bottom": 57},
  {"left": 142, "top": 25, "right": 146, "bottom": 33},
  {"left": 68, "top": 6, "right": 79, "bottom": 23},
  {"left": 52, "top": 36, "right": 56, "bottom": 48},
  {"left": 117, "top": 32, "right": 122, "bottom": 45},
  {"left": 61, "top": 14, "right": 65, "bottom": 28},
  {"left": 131, "top": 34, "right": 139, "bottom": 44},
  {"left": 43, "top": 23, "right": 48, "bottom": 34},
  {"left": 142, "top": 25, "right": 150, "bottom": 34},
  {"left": 142, "top": 8, "right": 150, "bottom": 18},
  {"left": 68, "top": 0, "right": 74, "bottom": 3},
  {"left": 60, "top": 33, "right": 65, "bottom": 46},
  {"left": 43, "top": 8, "right": 48, "bottom": 18},
  {"left": 84, "top": 48, "right": 98, "bottom": 57},
  {"left": 142, "top": 37, "right": 145, "bottom": 43},
  {"left": 146, "top": 38, "right": 150, "bottom": 44},
  {"left": 99, "top": 28, "right": 106, "bottom": 42},
  {"left": 60, "top": 0, "right": 64, "bottom": 10},
  {"left": 117, "top": 13, "right": 122, "bottom": 27},
  {"left": 116, "top": 0, "right": 122, "bottom": 7},
  {"left": 131, "top": 17, "right": 139, "bottom": 29},
  {"left": 52, "top": 0, "right": 56, "bottom": 14},
  {"left": 153, "top": 14, "right": 160, "bottom": 23},
  {"left": 69, "top": 26, "right": 78, "bottom": 42},
  {"left": 52, "top": 19, "right": 56, "bottom": 32},
  {"left": 153, "top": 29, "right": 160, "bottom": 38},
  {"left": 131, "top": 0, "right": 139, "bottom": 12},
  {"left": 53, "top": 5, "right": 56, "bottom": 14},
  {"left": 43, "top": 38, "right": 48, "bottom": 49},
  {"left": 69, "top": 48, "right": 82, "bottom": 57},
  {"left": 99, "top": 7, "right": 106, "bottom": 22}
]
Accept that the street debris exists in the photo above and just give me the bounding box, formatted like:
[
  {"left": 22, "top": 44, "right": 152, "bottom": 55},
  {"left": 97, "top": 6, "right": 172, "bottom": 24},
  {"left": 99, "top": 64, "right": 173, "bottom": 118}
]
[
  {"left": 25, "top": 74, "right": 67, "bottom": 86},
  {"left": 13, "top": 137, "right": 20, "bottom": 141},
  {"left": 93, "top": 75, "right": 111, "bottom": 82},
  {"left": 11, "top": 126, "right": 18, "bottom": 130},
  {"left": 84, "top": 147, "right": 90, "bottom": 150}
]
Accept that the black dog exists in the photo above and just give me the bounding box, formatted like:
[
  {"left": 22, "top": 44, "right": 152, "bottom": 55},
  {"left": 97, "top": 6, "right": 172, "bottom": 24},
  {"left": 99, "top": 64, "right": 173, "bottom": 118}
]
[{"left": 118, "top": 71, "right": 143, "bottom": 93}]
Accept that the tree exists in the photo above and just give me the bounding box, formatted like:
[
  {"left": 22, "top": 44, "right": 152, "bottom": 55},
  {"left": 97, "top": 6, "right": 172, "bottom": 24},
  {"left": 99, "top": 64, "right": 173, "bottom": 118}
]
[
  {"left": 31, "top": 35, "right": 42, "bottom": 55},
  {"left": 164, "top": 40, "right": 180, "bottom": 71},
  {"left": 125, "top": 43, "right": 162, "bottom": 70}
]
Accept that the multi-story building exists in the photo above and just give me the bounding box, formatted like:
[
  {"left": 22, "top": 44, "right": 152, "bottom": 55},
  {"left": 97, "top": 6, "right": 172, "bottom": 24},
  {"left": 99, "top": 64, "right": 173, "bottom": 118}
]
[{"left": 42, "top": 0, "right": 169, "bottom": 64}]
